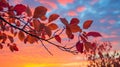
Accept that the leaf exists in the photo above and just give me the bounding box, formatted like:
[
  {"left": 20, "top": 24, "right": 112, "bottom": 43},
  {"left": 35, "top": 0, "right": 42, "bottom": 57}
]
[
  {"left": 84, "top": 42, "right": 92, "bottom": 52},
  {"left": 83, "top": 20, "right": 93, "bottom": 29},
  {"left": 70, "top": 18, "right": 79, "bottom": 25},
  {"left": 18, "top": 31, "right": 25, "bottom": 41},
  {"left": 13, "top": 43, "right": 19, "bottom": 51},
  {"left": 70, "top": 25, "right": 82, "bottom": 33},
  {"left": 16, "top": 21, "right": 20, "bottom": 26},
  {"left": 33, "top": 19, "right": 42, "bottom": 32},
  {"left": 45, "top": 26, "right": 52, "bottom": 37},
  {"left": 8, "top": 35, "right": 14, "bottom": 43},
  {"left": 27, "top": 35, "right": 36, "bottom": 44},
  {"left": 26, "top": 5, "right": 32, "bottom": 17},
  {"left": 66, "top": 26, "right": 73, "bottom": 39},
  {"left": 14, "top": 4, "right": 27, "bottom": 15},
  {"left": 80, "top": 35, "right": 87, "bottom": 42},
  {"left": 86, "top": 32, "right": 102, "bottom": 37},
  {"left": 0, "top": 44, "right": 3, "bottom": 49},
  {"left": 55, "top": 35, "right": 61, "bottom": 43},
  {"left": 48, "top": 14, "right": 59, "bottom": 22},
  {"left": 33, "top": 6, "right": 47, "bottom": 18},
  {"left": 60, "top": 18, "right": 69, "bottom": 26},
  {"left": 76, "top": 41, "right": 83, "bottom": 53},
  {"left": 48, "top": 23, "right": 58, "bottom": 30}
]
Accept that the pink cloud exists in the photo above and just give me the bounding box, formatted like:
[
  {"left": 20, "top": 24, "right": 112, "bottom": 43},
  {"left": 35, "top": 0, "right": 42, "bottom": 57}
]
[
  {"left": 108, "top": 20, "right": 116, "bottom": 24},
  {"left": 58, "top": 0, "right": 74, "bottom": 6},
  {"left": 35, "top": 0, "right": 57, "bottom": 12},
  {"left": 67, "top": 11, "right": 77, "bottom": 16},
  {"left": 99, "top": 19, "right": 106, "bottom": 23},
  {"left": 90, "top": 0, "right": 99, "bottom": 5},
  {"left": 77, "top": 6, "right": 86, "bottom": 12}
]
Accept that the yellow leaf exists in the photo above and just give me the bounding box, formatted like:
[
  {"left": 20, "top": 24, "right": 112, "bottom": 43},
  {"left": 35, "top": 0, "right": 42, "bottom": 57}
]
[
  {"left": 18, "top": 31, "right": 25, "bottom": 41},
  {"left": 48, "top": 23, "right": 58, "bottom": 30}
]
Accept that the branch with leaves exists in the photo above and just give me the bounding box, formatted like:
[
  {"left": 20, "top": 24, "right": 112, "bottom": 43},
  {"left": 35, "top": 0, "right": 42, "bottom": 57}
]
[{"left": 0, "top": 0, "right": 103, "bottom": 55}]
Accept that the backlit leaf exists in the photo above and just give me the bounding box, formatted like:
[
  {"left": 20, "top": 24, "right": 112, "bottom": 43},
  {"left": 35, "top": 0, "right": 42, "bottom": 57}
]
[
  {"left": 14, "top": 4, "right": 26, "bottom": 15},
  {"left": 66, "top": 26, "right": 72, "bottom": 39},
  {"left": 55, "top": 35, "right": 61, "bottom": 43},
  {"left": 18, "top": 31, "right": 25, "bottom": 41},
  {"left": 8, "top": 35, "right": 14, "bottom": 43},
  {"left": 83, "top": 20, "right": 93, "bottom": 29},
  {"left": 13, "top": 43, "right": 19, "bottom": 51},
  {"left": 60, "top": 18, "right": 69, "bottom": 26},
  {"left": 33, "top": 6, "right": 47, "bottom": 18},
  {"left": 84, "top": 42, "right": 92, "bottom": 52},
  {"left": 27, "top": 35, "right": 36, "bottom": 44},
  {"left": 86, "top": 32, "right": 102, "bottom": 37},
  {"left": 70, "top": 25, "right": 82, "bottom": 33},
  {"left": 45, "top": 26, "right": 52, "bottom": 37},
  {"left": 48, "top": 14, "right": 59, "bottom": 22},
  {"left": 48, "top": 23, "right": 58, "bottom": 30},
  {"left": 33, "top": 19, "right": 42, "bottom": 32},
  {"left": 26, "top": 5, "right": 32, "bottom": 17},
  {"left": 70, "top": 18, "right": 79, "bottom": 25},
  {"left": 0, "top": 44, "right": 3, "bottom": 49},
  {"left": 76, "top": 41, "right": 83, "bottom": 53}
]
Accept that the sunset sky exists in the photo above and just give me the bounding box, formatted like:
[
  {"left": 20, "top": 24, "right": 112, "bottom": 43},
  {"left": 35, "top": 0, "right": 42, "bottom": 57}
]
[{"left": 0, "top": 0, "right": 120, "bottom": 67}]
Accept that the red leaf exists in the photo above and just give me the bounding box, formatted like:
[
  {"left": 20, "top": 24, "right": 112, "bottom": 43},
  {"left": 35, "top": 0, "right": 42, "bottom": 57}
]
[
  {"left": 0, "top": 0, "right": 9, "bottom": 7},
  {"left": 18, "top": 31, "right": 25, "bottom": 41},
  {"left": 33, "top": 6, "right": 47, "bottom": 18},
  {"left": 0, "top": 6, "right": 3, "bottom": 11},
  {"left": 83, "top": 20, "right": 93, "bottom": 29},
  {"left": 76, "top": 41, "right": 83, "bottom": 53},
  {"left": 60, "top": 18, "right": 69, "bottom": 26},
  {"left": 14, "top": 4, "right": 26, "bottom": 15},
  {"left": 0, "top": 44, "right": 3, "bottom": 49},
  {"left": 55, "top": 35, "right": 61, "bottom": 43},
  {"left": 70, "top": 18, "right": 79, "bottom": 25},
  {"left": 44, "top": 26, "right": 52, "bottom": 37},
  {"left": 13, "top": 43, "right": 19, "bottom": 51},
  {"left": 48, "top": 14, "right": 59, "bottom": 22},
  {"left": 86, "top": 32, "right": 102, "bottom": 37},
  {"left": 66, "top": 26, "right": 72, "bottom": 39}
]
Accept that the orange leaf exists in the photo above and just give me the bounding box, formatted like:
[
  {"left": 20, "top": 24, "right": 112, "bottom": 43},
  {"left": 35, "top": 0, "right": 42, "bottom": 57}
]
[
  {"left": 8, "top": 35, "right": 14, "bottom": 43},
  {"left": 55, "top": 35, "right": 61, "bottom": 43},
  {"left": 70, "top": 18, "right": 79, "bottom": 25},
  {"left": 48, "top": 14, "right": 59, "bottom": 22},
  {"left": 33, "top": 19, "right": 42, "bottom": 32},
  {"left": 16, "top": 21, "right": 20, "bottom": 26},
  {"left": 70, "top": 25, "right": 82, "bottom": 33},
  {"left": 27, "top": 35, "right": 36, "bottom": 44},
  {"left": 26, "top": 5, "right": 32, "bottom": 17},
  {"left": 48, "top": 23, "right": 58, "bottom": 30},
  {"left": 18, "top": 31, "right": 25, "bottom": 41},
  {"left": 60, "top": 18, "right": 69, "bottom": 26},
  {"left": 45, "top": 26, "right": 52, "bottom": 37},
  {"left": 33, "top": 6, "right": 47, "bottom": 18},
  {"left": 83, "top": 20, "right": 93, "bottom": 29}
]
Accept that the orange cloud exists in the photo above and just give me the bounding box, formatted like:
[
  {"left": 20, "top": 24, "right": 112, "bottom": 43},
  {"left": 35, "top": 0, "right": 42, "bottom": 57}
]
[
  {"left": 77, "top": 6, "right": 86, "bottom": 12},
  {"left": 58, "top": 0, "right": 74, "bottom": 6},
  {"left": 67, "top": 11, "right": 77, "bottom": 16}
]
